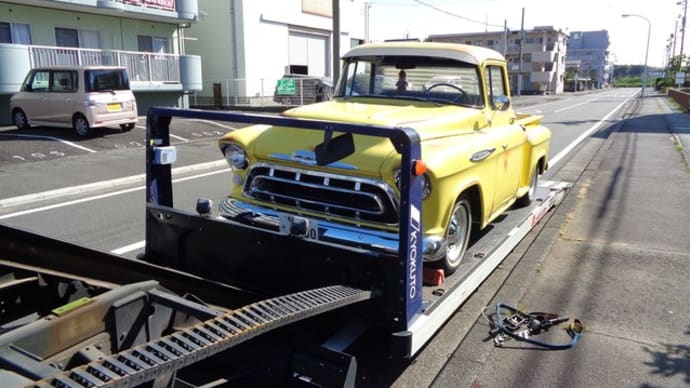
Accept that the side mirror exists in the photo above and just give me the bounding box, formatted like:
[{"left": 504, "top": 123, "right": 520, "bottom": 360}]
[{"left": 494, "top": 95, "right": 511, "bottom": 111}]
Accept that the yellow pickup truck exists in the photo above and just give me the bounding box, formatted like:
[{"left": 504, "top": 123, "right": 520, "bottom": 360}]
[{"left": 218, "top": 42, "right": 550, "bottom": 275}]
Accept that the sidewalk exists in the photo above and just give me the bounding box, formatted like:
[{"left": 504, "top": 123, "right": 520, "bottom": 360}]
[{"left": 434, "top": 93, "right": 690, "bottom": 387}]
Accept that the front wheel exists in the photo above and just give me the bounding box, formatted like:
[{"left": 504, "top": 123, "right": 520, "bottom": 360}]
[
  {"left": 436, "top": 198, "right": 472, "bottom": 275},
  {"left": 73, "top": 114, "right": 92, "bottom": 137}
]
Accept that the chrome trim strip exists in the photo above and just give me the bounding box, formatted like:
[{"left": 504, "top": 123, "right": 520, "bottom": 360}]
[
  {"left": 270, "top": 150, "right": 359, "bottom": 171},
  {"left": 219, "top": 198, "right": 445, "bottom": 260},
  {"left": 470, "top": 147, "right": 496, "bottom": 162}
]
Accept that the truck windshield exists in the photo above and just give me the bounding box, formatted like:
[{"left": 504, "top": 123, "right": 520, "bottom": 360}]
[
  {"left": 335, "top": 56, "right": 484, "bottom": 107},
  {"left": 85, "top": 69, "right": 130, "bottom": 92}
]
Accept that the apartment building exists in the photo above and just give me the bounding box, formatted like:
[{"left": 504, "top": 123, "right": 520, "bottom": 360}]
[
  {"left": 0, "top": 0, "right": 203, "bottom": 124},
  {"left": 185, "top": 0, "right": 366, "bottom": 107},
  {"left": 427, "top": 26, "right": 569, "bottom": 95},
  {"left": 565, "top": 30, "right": 611, "bottom": 89}
]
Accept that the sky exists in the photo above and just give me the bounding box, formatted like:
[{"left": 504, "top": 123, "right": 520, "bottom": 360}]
[{"left": 367, "top": 0, "right": 684, "bottom": 67}]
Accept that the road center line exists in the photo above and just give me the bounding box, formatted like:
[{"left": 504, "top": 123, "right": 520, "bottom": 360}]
[
  {"left": 0, "top": 168, "right": 229, "bottom": 220},
  {"left": 554, "top": 98, "right": 598, "bottom": 113},
  {"left": 0, "top": 133, "right": 97, "bottom": 153},
  {"left": 548, "top": 98, "right": 629, "bottom": 168}
]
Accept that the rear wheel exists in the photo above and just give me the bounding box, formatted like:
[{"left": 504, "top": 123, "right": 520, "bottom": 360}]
[
  {"left": 516, "top": 166, "right": 539, "bottom": 207},
  {"left": 120, "top": 123, "right": 135, "bottom": 132},
  {"left": 73, "top": 114, "right": 92, "bottom": 137},
  {"left": 437, "top": 197, "right": 472, "bottom": 275},
  {"left": 12, "top": 109, "right": 29, "bottom": 129}
]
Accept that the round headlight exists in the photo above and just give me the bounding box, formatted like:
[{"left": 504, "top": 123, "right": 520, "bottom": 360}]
[
  {"left": 393, "top": 168, "right": 432, "bottom": 200},
  {"left": 222, "top": 143, "right": 248, "bottom": 170}
]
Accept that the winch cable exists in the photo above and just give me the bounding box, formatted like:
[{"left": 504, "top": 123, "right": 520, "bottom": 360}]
[{"left": 485, "top": 302, "right": 584, "bottom": 350}]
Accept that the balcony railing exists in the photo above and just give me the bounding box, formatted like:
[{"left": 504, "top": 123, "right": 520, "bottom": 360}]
[{"left": 28, "top": 45, "right": 180, "bottom": 83}]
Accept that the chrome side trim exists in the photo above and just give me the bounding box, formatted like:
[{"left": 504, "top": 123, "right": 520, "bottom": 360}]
[{"left": 470, "top": 148, "right": 496, "bottom": 162}]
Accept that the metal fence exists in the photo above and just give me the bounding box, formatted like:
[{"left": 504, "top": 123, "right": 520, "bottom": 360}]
[
  {"left": 191, "top": 76, "right": 333, "bottom": 108},
  {"left": 28, "top": 45, "right": 180, "bottom": 83}
]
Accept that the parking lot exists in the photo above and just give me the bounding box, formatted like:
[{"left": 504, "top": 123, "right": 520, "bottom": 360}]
[{"left": 0, "top": 117, "right": 239, "bottom": 165}]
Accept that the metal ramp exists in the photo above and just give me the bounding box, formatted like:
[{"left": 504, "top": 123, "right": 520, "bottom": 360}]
[{"left": 32, "top": 285, "right": 374, "bottom": 387}]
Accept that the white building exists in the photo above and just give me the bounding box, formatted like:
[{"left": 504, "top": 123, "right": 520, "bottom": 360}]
[
  {"left": 428, "top": 26, "right": 569, "bottom": 95},
  {"left": 186, "top": 0, "right": 366, "bottom": 107},
  {"left": 0, "top": 0, "right": 203, "bottom": 125}
]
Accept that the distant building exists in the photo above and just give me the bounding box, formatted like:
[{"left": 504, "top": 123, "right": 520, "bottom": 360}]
[
  {"left": 186, "top": 0, "right": 366, "bottom": 107},
  {"left": 427, "top": 26, "right": 569, "bottom": 95},
  {"left": 565, "top": 30, "right": 611, "bottom": 89},
  {"left": 0, "top": 0, "right": 203, "bottom": 125}
]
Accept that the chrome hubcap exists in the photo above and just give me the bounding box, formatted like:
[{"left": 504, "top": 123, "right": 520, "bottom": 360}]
[{"left": 446, "top": 203, "right": 468, "bottom": 265}]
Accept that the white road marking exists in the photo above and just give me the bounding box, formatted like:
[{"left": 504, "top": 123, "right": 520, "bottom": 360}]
[
  {"left": 185, "top": 119, "right": 237, "bottom": 130},
  {"left": 136, "top": 125, "right": 189, "bottom": 141},
  {"left": 0, "top": 160, "right": 227, "bottom": 209},
  {"left": 554, "top": 98, "right": 599, "bottom": 113},
  {"left": 0, "top": 133, "right": 97, "bottom": 153},
  {"left": 170, "top": 133, "right": 189, "bottom": 142},
  {"left": 111, "top": 240, "right": 146, "bottom": 255},
  {"left": 548, "top": 98, "right": 629, "bottom": 168},
  {"left": 0, "top": 168, "right": 228, "bottom": 220}
]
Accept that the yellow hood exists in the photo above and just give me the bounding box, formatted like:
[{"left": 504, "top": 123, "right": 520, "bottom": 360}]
[{"left": 246, "top": 99, "right": 487, "bottom": 177}]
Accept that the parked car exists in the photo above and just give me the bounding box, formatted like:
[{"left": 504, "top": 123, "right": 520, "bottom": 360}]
[
  {"left": 10, "top": 66, "right": 138, "bottom": 137},
  {"left": 219, "top": 42, "right": 550, "bottom": 275}
]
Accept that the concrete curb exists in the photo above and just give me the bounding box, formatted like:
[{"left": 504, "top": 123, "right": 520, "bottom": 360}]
[
  {"left": 659, "top": 96, "right": 690, "bottom": 170},
  {"left": 0, "top": 160, "right": 227, "bottom": 210}
]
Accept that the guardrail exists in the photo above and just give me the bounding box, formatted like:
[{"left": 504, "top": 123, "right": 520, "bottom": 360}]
[{"left": 668, "top": 88, "right": 690, "bottom": 111}]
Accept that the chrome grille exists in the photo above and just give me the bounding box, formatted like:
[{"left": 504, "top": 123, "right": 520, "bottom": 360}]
[{"left": 244, "top": 164, "right": 399, "bottom": 224}]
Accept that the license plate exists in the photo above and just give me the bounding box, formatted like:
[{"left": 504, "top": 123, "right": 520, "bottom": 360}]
[
  {"left": 107, "top": 103, "right": 122, "bottom": 112},
  {"left": 278, "top": 213, "right": 319, "bottom": 241}
]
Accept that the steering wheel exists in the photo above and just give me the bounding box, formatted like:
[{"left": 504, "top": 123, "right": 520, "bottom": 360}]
[{"left": 425, "top": 83, "right": 466, "bottom": 103}]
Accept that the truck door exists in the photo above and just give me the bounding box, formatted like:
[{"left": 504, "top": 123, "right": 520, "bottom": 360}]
[{"left": 485, "top": 64, "right": 524, "bottom": 213}]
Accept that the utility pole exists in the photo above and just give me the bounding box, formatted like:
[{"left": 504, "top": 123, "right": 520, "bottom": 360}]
[
  {"left": 517, "top": 7, "right": 524, "bottom": 96},
  {"left": 681, "top": 0, "right": 687, "bottom": 61},
  {"left": 673, "top": 19, "right": 678, "bottom": 57},
  {"left": 364, "top": 2, "right": 370, "bottom": 43},
  {"left": 332, "top": 0, "right": 340, "bottom": 83},
  {"left": 503, "top": 19, "right": 507, "bottom": 56}
]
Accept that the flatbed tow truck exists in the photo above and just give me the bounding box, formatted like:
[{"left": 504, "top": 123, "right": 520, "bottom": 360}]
[{"left": 0, "top": 108, "right": 568, "bottom": 387}]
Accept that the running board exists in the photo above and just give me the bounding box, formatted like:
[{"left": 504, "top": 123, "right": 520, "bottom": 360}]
[{"left": 33, "top": 285, "right": 374, "bottom": 387}]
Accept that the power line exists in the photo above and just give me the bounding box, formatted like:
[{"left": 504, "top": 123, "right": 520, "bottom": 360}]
[{"left": 412, "top": 0, "right": 505, "bottom": 29}]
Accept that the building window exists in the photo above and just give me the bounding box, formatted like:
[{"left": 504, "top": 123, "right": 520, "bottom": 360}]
[
  {"left": 0, "top": 22, "right": 31, "bottom": 44},
  {"left": 55, "top": 28, "right": 101, "bottom": 48},
  {"left": 138, "top": 35, "right": 169, "bottom": 53}
]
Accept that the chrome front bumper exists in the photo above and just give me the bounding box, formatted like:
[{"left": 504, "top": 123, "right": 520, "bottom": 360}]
[{"left": 219, "top": 198, "right": 446, "bottom": 260}]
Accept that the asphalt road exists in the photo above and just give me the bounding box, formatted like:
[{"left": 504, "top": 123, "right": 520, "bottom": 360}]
[{"left": 0, "top": 88, "right": 641, "bottom": 385}]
